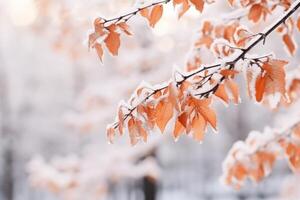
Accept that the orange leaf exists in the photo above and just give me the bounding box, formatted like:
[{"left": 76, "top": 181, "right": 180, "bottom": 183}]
[
  {"left": 149, "top": 5, "right": 163, "bottom": 27},
  {"left": 191, "top": 114, "right": 206, "bottom": 142},
  {"left": 173, "top": 118, "right": 185, "bottom": 139},
  {"left": 232, "top": 164, "right": 247, "bottom": 181},
  {"left": 178, "top": 0, "right": 190, "bottom": 18},
  {"left": 262, "top": 59, "right": 287, "bottom": 99},
  {"left": 248, "top": 4, "right": 262, "bottom": 23},
  {"left": 190, "top": 0, "right": 204, "bottom": 12},
  {"left": 215, "top": 84, "right": 229, "bottom": 104},
  {"left": 292, "top": 124, "right": 300, "bottom": 139},
  {"left": 220, "top": 69, "right": 239, "bottom": 78},
  {"left": 104, "top": 30, "right": 120, "bottom": 56},
  {"left": 227, "top": 0, "right": 234, "bottom": 6},
  {"left": 136, "top": 120, "right": 148, "bottom": 142},
  {"left": 144, "top": 106, "right": 157, "bottom": 129},
  {"left": 198, "top": 104, "right": 217, "bottom": 131},
  {"left": 195, "top": 35, "right": 213, "bottom": 48},
  {"left": 255, "top": 74, "right": 266, "bottom": 102},
  {"left": 88, "top": 33, "right": 98, "bottom": 49},
  {"left": 178, "top": 112, "right": 188, "bottom": 128},
  {"left": 118, "top": 108, "right": 124, "bottom": 135},
  {"left": 192, "top": 98, "right": 217, "bottom": 130},
  {"left": 106, "top": 126, "right": 115, "bottom": 144},
  {"left": 297, "top": 17, "right": 300, "bottom": 32},
  {"left": 168, "top": 83, "right": 179, "bottom": 110},
  {"left": 226, "top": 79, "right": 240, "bottom": 104},
  {"left": 94, "top": 43, "right": 103, "bottom": 62},
  {"left": 94, "top": 17, "right": 105, "bottom": 35},
  {"left": 128, "top": 118, "right": 138, "bottom": 145},
  {"left": 155, "top": 101, "right": 174, "bottom": 133},
  {"left": 118, "top": 22, "right": 132, "bottom": 35},
  {"left": 173, "top": 0, "right": 184, "bottom": 6},
  {"left": 246, "top": 69, "right": 253, "bottom": 98},
  {"left": 282, "top": 34, "right": 296, "bottom": 55}
]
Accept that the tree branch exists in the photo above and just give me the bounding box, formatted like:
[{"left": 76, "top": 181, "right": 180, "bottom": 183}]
[{"left": 112, "top": 0, "right": 300, "bottom": 129}]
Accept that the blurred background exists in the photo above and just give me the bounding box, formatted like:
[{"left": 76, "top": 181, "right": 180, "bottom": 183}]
[{"left": 0, "top": 0, "right": 298, "bottom": 199}]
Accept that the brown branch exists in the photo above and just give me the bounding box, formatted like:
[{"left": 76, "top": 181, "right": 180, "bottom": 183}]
[{"left": 112, "top": 0, "right": 300, "bottom": 129}]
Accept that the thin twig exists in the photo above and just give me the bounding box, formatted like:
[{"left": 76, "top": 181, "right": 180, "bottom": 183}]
[{"left": 102, "top": 0, "right": 171, "bottom": 26}]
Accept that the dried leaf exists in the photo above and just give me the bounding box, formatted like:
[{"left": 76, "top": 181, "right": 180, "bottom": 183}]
[
  {"left": 118, "top": 22, "right": 132, "bottom": 35},
  {"left": 228, "top": 0, "right": 234, "bottom": 6},
  {"left": 178, "top": 0, "right": 190, "bottom": 18},
  {"left": 246, "top": 69, "right": 253, "bottom": 98},
  {"left": 155, "top": 101, "right": 174, "bottom": 133},
  {"left": 191, "top": 114, "right": 206, "bottom": 141},
  {"left": 190, "top": 0, "right": 204, "bottom": 12},
  {"left": 107, "top": 126, "right": 115, "bottom": 144},
  {"left": 118, "top": 108, "right": 124, "bottom": 135},
  {"left": 149, "top": 5, "right": 163, "bottom": 27},
  {"left": 220, "top": 69, "right": 239, "bottom": 78},
  {"left": 136, "top": 120, "right": 148, "bottom": 142},
  {"left": 226, "top": 79, "right": 240, "bottom": 104},
  {"left": 178, "top": 112, "right": 188, "bottom": 128},
  {"left": 168, "top": 83, "right": 179, "bottom": 110},
  {"left": 263, "top": 59, "right": 287, "bottom": 99},
  {"left": 173, "top": 118, "right": 185, "bottom": 139},
  {"left": 104, "top": 30, "right": 120, "bottom": 56},
  {"left": 192, "top": 98, "right": 217, "bottom": 130},
  {"left": 140, "top": 8, "right": 149, "bottom": 18},
  {"left": 282, "top": 34, "right": 296, "bottom": 55},
  {"left": 255, "top": 74, "right": 266, "bottom": 102},
  {"left": 94, "top": 43, "right": 103, "bottom": 62},
  {"left": 248, "top": 4, "right": 262, "bottom": 23},
  {"left": 215, "top": 84, "right": 229, "bottom": 104},
  {"left": 297, "top": 17, "right": 300, "bottom": 31},
  {"left": 128, "top": 118, "right": 138, "bottom": 145}
]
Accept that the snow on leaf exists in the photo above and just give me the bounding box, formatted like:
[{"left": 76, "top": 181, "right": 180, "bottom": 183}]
[
  {"left": 167, "top": 83, "right": 179, "bottom": 110},
  {"left": 225, "top": 79, "right": 240, "bottom": 104},
  {"left": 136, "top": 120, "right": 148, "bottom": 143},
  {"left": 178, "top": 0, "right": 190, "bottom": 19}
]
